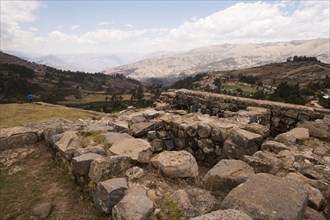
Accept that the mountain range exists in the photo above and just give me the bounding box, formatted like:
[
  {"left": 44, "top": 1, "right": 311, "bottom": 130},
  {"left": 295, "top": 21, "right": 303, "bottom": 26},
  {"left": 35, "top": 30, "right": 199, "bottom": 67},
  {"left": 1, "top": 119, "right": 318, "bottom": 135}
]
[{"left": 103, "top": 38, "right": 329, "bottom": 81}]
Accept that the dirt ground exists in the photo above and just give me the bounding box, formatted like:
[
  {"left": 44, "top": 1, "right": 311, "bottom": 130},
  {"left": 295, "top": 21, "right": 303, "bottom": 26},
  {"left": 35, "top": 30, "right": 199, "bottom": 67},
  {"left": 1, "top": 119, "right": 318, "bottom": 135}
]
[{"left": 0, "top": 142, "right": 108, "bottom": 220}]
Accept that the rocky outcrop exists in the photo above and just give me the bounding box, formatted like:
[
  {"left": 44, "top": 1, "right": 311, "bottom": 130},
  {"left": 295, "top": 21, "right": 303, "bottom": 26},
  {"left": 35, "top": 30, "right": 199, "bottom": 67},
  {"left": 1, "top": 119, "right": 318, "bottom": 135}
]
[
  {"left": 203, "top": 159, "right": 254, "bottom": 192},
  {"left": 72, "top": 153, "right": 104, "bottom": 176},
  {"left": 150, "top": 151, "right": 198, "bottom": 178},
  {"left": 112, "top": 187, "right": 154, "bottom": 220},
  {"left": 220, "top": 173, "right": 308, "bottom": 220}
]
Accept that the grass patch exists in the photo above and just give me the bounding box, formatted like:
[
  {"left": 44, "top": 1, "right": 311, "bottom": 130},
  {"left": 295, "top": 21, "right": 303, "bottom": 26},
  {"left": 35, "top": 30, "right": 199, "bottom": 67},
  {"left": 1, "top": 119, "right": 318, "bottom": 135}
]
[
  {"left": 223, "top": 82, "right": 257, "bottom": 94},
  {"left": 164, "top": 194, "right": 183, "bottom": 220},
  {"left": 321, "top": 137, "right": 330, "bottom": 143},
  {"left": 296, "top": 139, "right": 307, "bottom": 145},
  {"left": 0, "top": 103, "right": 96, "bottom": 128}
]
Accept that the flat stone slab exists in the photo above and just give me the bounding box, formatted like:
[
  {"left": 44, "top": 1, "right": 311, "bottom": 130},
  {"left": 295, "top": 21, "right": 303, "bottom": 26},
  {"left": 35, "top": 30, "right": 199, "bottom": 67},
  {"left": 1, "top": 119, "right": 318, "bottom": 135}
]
[
  {"left": 190, "top": 209, "right": 252, "bottom": 220},
  {"left": 151, "top": 150, "right": 198, "bottom": 177},
  {"left": 130, "top": 122, "right": 155, "bottom": 137},
  {"left": 287, "top": 128, "right": 309, "bottom": 140},
  {"left": 100, "top": 132, "right": 133, "bottom": 145},
  {"left": 112, "top": 187, "right": 154, "bottom": 220},
  {"left": 204, "top": 159, "right": 254, "bottom": 192},
  {"left": 220, "top": 173, "right": 308, "bottom": 220},
  {"left": 93, "top": 178, "right": 128, "bottom": 214},
  {"left": 109, "top": 139, "right": 152, "bottom": 163}
]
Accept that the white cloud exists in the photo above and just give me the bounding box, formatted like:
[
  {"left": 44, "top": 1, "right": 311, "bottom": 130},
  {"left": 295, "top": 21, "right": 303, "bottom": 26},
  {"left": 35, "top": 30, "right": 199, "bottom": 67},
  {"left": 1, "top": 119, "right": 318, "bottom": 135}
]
[
  {"left": 0, "top": 0, "right": 43, "bottom": 49},
  {"left": 97, "top": 21, "right": 113, "bottom": 26},
  {"left": 71, "top": 25, "right": 80, "bottom": 31},
  {"left": 1, "top": 1, "right": 328, "bottom": 54},
  {"left": 125, "top": 24, "right": 134, "bottom": 28}
]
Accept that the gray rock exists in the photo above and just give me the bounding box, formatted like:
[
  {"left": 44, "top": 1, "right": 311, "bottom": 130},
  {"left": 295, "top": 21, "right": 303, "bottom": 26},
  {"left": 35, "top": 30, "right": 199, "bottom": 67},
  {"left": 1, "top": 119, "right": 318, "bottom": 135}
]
[
  {"left": 171, "top": 187, "right": 217, "bottom": 218},
  {"left": 244, "top": 123, "right": 270, "bottom": 138},
  {"left": 197, "top": 123, "right": 211, "bottom": 138},
  {"left": 204, "top": 159, "right": 254, "bottom": 192},
  {"left": 225, "top": 128, "right": 263, "bottom": 159},
  {"left": 150, "top": 139, "right": 163, "bottom": 152},
  {"left": 304, "top": 207, "right": 326, "bottom": 220},
  {"left": 100, "top": 132, "right": 133, "bottom": 145},
  {"left": 150, "top": 151, "right": 198, "bottom": 178},
  {"left": 147, "top": 131, "right": 157, "bottom": 140},
  {"left": 109, "top": 139, "right": 152, "bottom": 163},
  {"left": 89, "top": 155, "right": 132, "bottom": 183},
  {"left": 0, "top": 132, "right": 38, "bottom": 151},
  {"left": 82, "top": 122, "right": 109, "bottom": 134},
  {"left": 189, "top": 209, "right": 252, "bottom": 220},
  {"left": 261, "top": 140, "right": 290, "bottom": 154},
  {"left": 130, "top": 122, "right": 155, "bottom": 137},
  {"left": 32, "top": 202, "right": 52, "bottom": 219},
  {"left": 111, "top": 121, "right": 129, "bottom": 133},
  {"left": 74, "top": 145, "right": 106, "bottom": 157},
  {"left": 126, "top": 166, "right": 144, "bottom": 180},
  {"left": 275, "top": 132, "right": 297, "bottom": 145},
  {"left": 221, "top": 173, "right": 308, "bottom": 220},
  {"left": 287, "top": 128, "right": 310, "bottom": 140},
  {"left": 243, "top": 151, "right": 283, "bottom": 174},
  {"left": 93, "top": 178, "right": 128, "bottom": 214},
  {"left": 131, "top": 115, "right": 147, "bottom": 124},
  {"left": 306, "top": 185, "right": 325, "bottom": 210},
  {"left": 43, "top": 125, "right": 64, "bottom": 144},
  {"left": 72, "top": 153, "right": 105, "bottom": 176},
  {"left": 299, "top": 122, "right": 330, "bottom": 139},
  {"left": 112, "top": 187, "right": 154, "bottom": 220},
  {"left": 53, "top": 131, "right": 81, "bottom": 159}
]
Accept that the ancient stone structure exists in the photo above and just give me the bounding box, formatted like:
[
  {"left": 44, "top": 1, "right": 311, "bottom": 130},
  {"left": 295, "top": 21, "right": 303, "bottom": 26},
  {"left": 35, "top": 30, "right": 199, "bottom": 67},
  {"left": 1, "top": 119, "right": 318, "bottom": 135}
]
[{"left": 158, "top": 89, "right": 330, "bottom": 136}]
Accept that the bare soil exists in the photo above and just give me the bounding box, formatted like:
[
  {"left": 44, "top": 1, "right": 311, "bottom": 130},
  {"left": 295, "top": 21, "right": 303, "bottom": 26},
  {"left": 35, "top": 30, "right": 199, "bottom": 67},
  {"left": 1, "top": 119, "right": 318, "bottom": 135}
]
[{"left": 0, "top": 142, "right": 107, "bottom": 220}]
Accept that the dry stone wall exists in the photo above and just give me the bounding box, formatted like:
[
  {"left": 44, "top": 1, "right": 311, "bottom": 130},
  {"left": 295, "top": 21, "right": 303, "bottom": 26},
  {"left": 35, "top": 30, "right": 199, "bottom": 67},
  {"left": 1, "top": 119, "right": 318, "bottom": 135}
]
[{"left": 158, "top": 89, "right": 330, "bottom": 136}]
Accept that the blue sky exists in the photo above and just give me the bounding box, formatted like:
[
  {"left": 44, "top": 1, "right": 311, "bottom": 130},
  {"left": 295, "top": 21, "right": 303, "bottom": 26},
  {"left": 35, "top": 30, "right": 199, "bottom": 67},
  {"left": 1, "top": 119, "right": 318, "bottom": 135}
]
[{"left": 1, "top": 0, "right": 329, "bottom": 55}]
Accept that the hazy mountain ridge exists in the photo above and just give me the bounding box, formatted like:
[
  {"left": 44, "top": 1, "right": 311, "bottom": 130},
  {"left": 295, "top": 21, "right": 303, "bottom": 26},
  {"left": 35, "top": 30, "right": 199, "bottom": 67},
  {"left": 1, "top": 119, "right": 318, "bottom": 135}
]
[{"left": 103, "top": 38, "right": 330, "bottom": 80}]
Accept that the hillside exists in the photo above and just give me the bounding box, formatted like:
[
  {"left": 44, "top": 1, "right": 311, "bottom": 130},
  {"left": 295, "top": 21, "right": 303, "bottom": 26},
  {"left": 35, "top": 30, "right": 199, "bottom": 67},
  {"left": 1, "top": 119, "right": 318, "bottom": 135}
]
[
  {"left": 172, "top": 60, "right": 330, "bottom": 108},
  {"left": 103, "top": 38, "right": 329, "bottom": 81},
  {"left": 0, "top": 52, "right": 142, "bottom": 106}
]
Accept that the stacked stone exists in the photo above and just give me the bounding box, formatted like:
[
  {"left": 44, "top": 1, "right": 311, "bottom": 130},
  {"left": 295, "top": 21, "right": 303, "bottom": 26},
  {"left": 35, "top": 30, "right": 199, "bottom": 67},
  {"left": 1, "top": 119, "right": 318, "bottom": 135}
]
[{"left": 159, "top": 89, "right": 330, "bottom": 136}]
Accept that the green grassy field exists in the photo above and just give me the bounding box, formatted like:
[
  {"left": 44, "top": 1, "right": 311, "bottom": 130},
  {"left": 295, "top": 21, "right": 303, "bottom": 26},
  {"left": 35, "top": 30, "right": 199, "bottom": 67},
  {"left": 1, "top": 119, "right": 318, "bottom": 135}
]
[
  {"left": 223, "top": 82, "right": 257, "bottom": 94},
  {"left": 0, "top": 103, "right": 96, "bottom": 128}
]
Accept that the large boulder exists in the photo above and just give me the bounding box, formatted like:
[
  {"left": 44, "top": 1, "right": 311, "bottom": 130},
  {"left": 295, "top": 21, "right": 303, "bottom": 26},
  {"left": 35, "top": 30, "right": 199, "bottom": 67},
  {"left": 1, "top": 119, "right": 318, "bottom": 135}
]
[
  {"left": 0, "top": 132, "right": 38, "bottom": 151},
  {"left": 274, "top": 132, "right": 296, "bottom": 146},
  {"left": 72, "top": 153, "right": 105, "bottom": 176},
  {"left": 53, "top": 131, "right": 81, "bottom": 159},
  {"left": 243, "top": 151, "right": 283, "bottom": 174},
  {"left": 89, "top": 155, "right": 132, "bottom": 183},
  {"left": 203, "top": 159, "right": 254, "bottom": 192},
  {"left": 112, "top": 187, "right": 154, "bottom": 220},
  {"left": 93, "top": 178, "right": 128, "bottom": 214},
  {"left": 287, "top": 128, "right": 310, "bottom": 140},
  {"left": 150, "top": 151, "right": 198, "bottom": 178},
  {"left": 261, "top": 140, "right": 290, "bottom": 153},
  {"left": 109, "top": 139, "right": 152, "bottom": 163},
  {"left": 189, "top": 209, "right": 252, "bottom": 220},
  {"left": 221, "top": 173, "right": 308, "bottom": 220},
  {"left": 299, "top": 121, "right": 330, "bottom": 139},
  {"left": 223, "top": 129, "right": 263, "bottom": 159},
  {"left": 171, "top": 187, "right": 217, "bottom": 218}
]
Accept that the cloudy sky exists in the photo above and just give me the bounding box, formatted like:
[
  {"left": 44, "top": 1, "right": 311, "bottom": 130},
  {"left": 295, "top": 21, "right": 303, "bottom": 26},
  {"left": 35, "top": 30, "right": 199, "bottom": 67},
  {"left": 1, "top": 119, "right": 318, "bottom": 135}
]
[{"left": 1, "top": 0, "right": 329, "bottom": 55}]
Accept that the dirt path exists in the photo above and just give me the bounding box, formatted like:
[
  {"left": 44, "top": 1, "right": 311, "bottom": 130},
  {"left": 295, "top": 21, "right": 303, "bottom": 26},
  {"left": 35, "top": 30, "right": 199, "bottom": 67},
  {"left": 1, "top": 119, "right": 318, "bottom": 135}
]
[{"left": 0, "top": 142, "right": 107, "bottom": 220}]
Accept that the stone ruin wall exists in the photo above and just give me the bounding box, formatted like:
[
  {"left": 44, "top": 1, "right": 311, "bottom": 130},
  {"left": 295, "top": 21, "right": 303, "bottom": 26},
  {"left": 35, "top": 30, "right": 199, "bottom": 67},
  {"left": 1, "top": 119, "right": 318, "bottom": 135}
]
[
  {"left": 141, "top": 89, "right": 330, "bottom": 166},
  {"left": 158, "top": 89, "right": 330, "bottom": 136}
]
